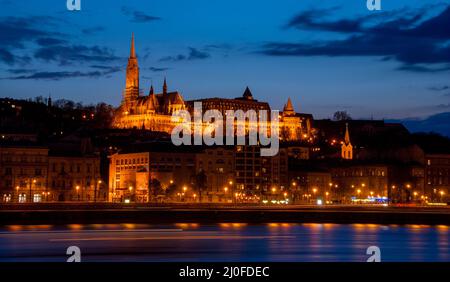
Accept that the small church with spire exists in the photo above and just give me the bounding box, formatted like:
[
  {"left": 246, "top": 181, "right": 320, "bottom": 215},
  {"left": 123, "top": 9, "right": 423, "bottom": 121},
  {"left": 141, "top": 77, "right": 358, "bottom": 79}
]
[
  {"left": 113, "top": 33, "right": 186, "bottom": 131},
  {"left": 341, "top": 123, "right": 353, "bottom": 160}
]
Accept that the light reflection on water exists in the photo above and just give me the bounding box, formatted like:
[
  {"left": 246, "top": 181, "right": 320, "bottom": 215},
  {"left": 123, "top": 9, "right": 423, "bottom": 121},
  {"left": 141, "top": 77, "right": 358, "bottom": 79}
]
[{"left": 0, "top": 223, "right": 448, "bottom": 262}]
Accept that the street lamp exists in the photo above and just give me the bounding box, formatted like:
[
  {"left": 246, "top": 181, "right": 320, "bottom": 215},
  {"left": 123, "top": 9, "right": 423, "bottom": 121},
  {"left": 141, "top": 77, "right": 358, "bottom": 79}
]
[
  {"left": 76, "top": 185, "right": 80, "bottom": 201},
  {"left": 15, "top": 186, "right": 20, "bottom": 203},
  {"left": 28, "top": 179, "right": 36, "bottom": 203},
  {"left": 95, "top": 180, "right": 102, "bottom": 202},
  {"left": 129, "top": 186, "right": 133, "bottom": 201}
]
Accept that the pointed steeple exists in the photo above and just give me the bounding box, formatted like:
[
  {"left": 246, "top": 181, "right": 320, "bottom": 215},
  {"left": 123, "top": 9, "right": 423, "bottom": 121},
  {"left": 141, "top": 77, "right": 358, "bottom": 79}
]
[
  {"left": 284, "top": 97, "right": 294, "bottom": 112},
  {"left": 130, "top": 32, "right": 136, "bottom": 58},
  {"left": 163, "top": 77, "right": 167, "bottom": 94},
  {"left": 341, "top": 123, "right": 353, "bottom": 160},
  {"left": 149, "top": 84, "right": 154, "bottom": 96},
  {"left": 124, "top": 32, "right": 139, "bottom": 104},
  {"left": 243, "top": 86, "right": 253, "bottom": 100},
  {"left": 344, "top": 123, "right": 351, "bottom": 145}
]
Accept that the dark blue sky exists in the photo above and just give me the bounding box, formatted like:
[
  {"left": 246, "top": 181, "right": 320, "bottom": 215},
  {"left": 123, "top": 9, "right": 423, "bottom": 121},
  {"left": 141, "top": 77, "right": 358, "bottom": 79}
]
[{"left": 0, "top": 0, "right": 449, "bottom": 119}]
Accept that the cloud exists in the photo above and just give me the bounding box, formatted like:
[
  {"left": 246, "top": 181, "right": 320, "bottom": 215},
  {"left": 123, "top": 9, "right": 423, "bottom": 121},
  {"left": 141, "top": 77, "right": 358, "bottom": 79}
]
[
  {"left": 0, "top": 48, "right": 15, "bottom": 64},
  {"left": 36, "top": 37, "right": 67, "bottom": 46},
  {"left": 159, "top": 47, "right": 210, "bottom": 62},
  {"left": 90, "top": 65, "right": 122, "bottom": 72},
  {"left": 261, "top": 5, "right": 450, "bottom": 72},
  {"left": 121, "top": 7, "right": 161, "bottom": 23},
  {"left": 34, "top": 45, "right": 120, "bottom": 65},
  {"left": 0, "top": 16, "right": 61, "bottom": 48},
  {"left": 149, "top": 67, "right": 170, "bottom": 72},
  {"left": 396, "top": 64, "right": 450, "bottom": 73},
  {"left": 3, "top": 67, "right": 121, "bottom": 81},
  {"left": 389, "top": 112, "right": 450, "bottom": 137},
  {"left": 428, "top": 85, "right": 450, "bottom": 91},
  {"left": 285, "top": 6, "right": 363, "bottom": 33},
  {"left": 5, "top": 71, "right": 104, "bottom": 80},
  {"left": 5, "top": 68, "right": 36, "bottom": 74},
  {"left": 82, "top": 26, "right": 106, "bottom": 35},
  {"left": 204, "top": 44, "right": 233, "bottom": 51},
  {"left": 0, "top": 48, "right": 30, "bottom": 65},
  {"left": 0, "top": 16, "right": 118, "bottom": 67},
  {"left": 3, "top": 64, "right": 122, "bottom": 81}
]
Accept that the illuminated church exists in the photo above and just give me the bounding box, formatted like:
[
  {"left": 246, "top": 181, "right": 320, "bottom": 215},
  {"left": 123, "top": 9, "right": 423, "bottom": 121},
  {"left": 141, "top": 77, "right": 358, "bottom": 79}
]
[
  {"left": 112, "top": 34, "right": 186, "bottom": 132},
  {"left": 113, "top": 34, "right": 311, "bottom": 141}
]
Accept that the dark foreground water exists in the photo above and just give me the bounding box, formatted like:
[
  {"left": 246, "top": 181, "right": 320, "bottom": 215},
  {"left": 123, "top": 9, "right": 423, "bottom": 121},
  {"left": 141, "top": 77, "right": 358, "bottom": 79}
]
[{"left": 0, "top": 223, "right": 448, "bottom": 262}]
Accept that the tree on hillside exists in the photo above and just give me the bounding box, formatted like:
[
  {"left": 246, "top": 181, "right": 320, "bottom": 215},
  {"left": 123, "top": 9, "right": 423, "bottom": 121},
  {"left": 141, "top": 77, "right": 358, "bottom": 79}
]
[{"left": 333, "top": 111, "right": 352, "bottom": 121}]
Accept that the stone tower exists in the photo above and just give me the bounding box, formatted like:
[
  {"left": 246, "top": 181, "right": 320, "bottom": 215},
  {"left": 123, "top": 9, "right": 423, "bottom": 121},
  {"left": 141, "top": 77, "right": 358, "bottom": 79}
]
[
  {"left": 124, "top": 33, "right": 139, "bottom": 106},
  {"left": 283, "top": 97, "right": 295, "bottom": 116}
]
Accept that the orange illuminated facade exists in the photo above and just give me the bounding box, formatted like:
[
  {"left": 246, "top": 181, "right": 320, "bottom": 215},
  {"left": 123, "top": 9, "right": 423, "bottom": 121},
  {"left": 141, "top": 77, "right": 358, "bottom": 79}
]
[{"left": 112, "top": 34, "right": 313, "bottom": 141}]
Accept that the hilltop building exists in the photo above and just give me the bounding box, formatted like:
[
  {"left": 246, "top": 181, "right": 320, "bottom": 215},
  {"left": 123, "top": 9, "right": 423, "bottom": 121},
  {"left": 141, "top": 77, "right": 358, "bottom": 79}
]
[{"left": 112, "top": 34, "right": 312, "bottom": 141}]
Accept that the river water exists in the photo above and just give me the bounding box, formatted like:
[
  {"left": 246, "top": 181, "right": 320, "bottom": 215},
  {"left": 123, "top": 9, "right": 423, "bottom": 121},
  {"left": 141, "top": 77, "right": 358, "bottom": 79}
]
[{"left": 0, "top": 223, "right": 448, "bottom": 262}]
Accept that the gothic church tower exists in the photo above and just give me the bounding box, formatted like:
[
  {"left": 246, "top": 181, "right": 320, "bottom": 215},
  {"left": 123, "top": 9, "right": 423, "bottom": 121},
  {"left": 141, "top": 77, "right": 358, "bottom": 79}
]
[{"left": 124, "top": 33, "right": 139, "bottom": 106}]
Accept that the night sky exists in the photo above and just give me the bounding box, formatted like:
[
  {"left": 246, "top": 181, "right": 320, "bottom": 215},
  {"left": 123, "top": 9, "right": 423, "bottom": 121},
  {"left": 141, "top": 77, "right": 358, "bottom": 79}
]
[{"left": 0, "top": 0, "right": 449, "bottom": 120}]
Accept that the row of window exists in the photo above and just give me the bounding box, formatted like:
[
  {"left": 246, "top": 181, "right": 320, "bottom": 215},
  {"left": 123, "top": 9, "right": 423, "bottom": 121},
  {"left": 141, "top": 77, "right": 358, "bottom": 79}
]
[
  {"left": 1, "top": 155, "right": 46, "bottom": 163},
  {"left": 3, "top": 168, "right": 44, "bottom": 176},
  {"left": 2, "top": 194, "right": 42, "bottom": 203},
  {"left": 115, "top": 157, "right": 149, "bottom": 165},
  {"left": 426, "top": 169, "right": 450, "bottom": 176},
  {"left": 51, "top": 163, "right": 95, "bottom": 174},
  {"left": 333, "top": 169, "right": 386, "bottom": 177},
  {"left": 427, "top": 159, "right": 450, "bottom": 166}
]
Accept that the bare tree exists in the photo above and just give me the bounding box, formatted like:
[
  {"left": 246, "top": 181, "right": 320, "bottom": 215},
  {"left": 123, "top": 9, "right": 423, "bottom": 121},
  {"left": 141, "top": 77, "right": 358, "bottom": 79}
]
[{"left": 333, "top": 111, "right": 352, "bottom": 121}]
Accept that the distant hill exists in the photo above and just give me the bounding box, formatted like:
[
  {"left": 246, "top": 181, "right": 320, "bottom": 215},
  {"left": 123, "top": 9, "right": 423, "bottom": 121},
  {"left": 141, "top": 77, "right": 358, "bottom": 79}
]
[{"left": 387, "top": 112, "right": 450, "bottom": 137}]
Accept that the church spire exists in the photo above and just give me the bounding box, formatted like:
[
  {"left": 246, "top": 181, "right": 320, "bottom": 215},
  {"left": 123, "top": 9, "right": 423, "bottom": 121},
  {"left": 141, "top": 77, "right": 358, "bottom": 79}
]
[
  {"left": 344, "top": 123, "right": 351, "bottom": 145},
  {"left": 163, "top": 77, "right": 167, "bottom": 94},
  {"left": 149, "top": 84, "right": 154, "bottom": 96},
  {"left": 124, "top": 32, "right": 139, "bottom": 105},
  {"left": 130, "top": 32, "right": 136, "bottom": 58},
  {"left": 341, "top": 122, "right": 353, "bottom": 160}
]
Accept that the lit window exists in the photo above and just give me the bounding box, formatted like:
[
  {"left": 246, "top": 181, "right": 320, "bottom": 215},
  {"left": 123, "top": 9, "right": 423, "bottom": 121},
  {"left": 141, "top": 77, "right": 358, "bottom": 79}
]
[
  {"left": 3, "top": 194, "right": 11, "bottom": 203},
  {"left": 33, "top": 194, "right": 42, "bottom": 203},
  {"left": 19, "top": 194, "right": 26, "bottom": 203}
]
